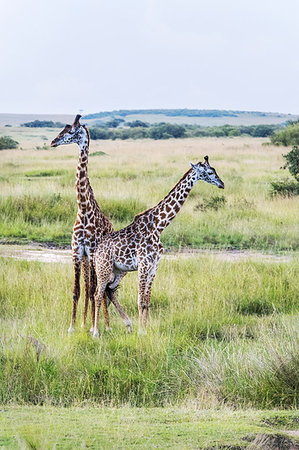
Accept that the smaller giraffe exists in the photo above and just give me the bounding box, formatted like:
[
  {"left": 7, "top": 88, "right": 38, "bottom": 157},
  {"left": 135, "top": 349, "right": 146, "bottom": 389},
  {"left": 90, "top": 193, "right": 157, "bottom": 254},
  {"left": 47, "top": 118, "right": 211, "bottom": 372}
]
[{"left": 92, "top": 156, "right": 224, "bottom": 337}]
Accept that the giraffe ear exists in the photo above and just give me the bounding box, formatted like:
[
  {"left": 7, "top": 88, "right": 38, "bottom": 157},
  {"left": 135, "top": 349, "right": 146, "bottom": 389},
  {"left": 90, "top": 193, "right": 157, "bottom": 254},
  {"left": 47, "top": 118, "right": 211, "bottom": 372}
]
[{"left": 190, "top": 162, "right": 197, "bottom": 171}]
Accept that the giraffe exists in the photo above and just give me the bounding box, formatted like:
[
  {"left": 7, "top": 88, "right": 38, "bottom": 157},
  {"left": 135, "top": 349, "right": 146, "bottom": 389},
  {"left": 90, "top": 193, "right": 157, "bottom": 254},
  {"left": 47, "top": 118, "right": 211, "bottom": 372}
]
[
  {"left": 50, "top": 115, "right": 132, "bottom": 334},
  {"left": 92, "top": 156, "right": 224, "bottom": 337}
]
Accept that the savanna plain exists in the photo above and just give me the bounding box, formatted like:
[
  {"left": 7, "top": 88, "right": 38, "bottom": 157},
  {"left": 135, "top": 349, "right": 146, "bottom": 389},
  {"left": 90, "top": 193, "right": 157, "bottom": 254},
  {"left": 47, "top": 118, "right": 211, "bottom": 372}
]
[{"left": 0, "top": 127, "right": 298, "bottom": 448}]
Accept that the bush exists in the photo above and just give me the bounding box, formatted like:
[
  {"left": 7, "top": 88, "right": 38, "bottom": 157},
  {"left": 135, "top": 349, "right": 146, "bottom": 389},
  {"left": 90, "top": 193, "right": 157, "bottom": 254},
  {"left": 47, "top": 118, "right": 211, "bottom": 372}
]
[
  {"left": 0, "top": 136, "right": 18, "bottom": 149},
  {"left": 271, "top": 122, "right": 299, "bottom": 146},
  {"left": 194, "top": 195, "right": 227, "bottom": 211},
  {"left": 282, "top": 145, "right": 299, "bottom": 181},
  {"left": 89, "top": 128, "right": 113, "bottom": 140},
  {"left": 270, "top": 180, "right": 299, "bottom": 197},
  {"left": 126, "top": 120, "right": 149, "bottom": 128},
  {"left": 20, "top": 120, "right": 65, "bottom": 128}
]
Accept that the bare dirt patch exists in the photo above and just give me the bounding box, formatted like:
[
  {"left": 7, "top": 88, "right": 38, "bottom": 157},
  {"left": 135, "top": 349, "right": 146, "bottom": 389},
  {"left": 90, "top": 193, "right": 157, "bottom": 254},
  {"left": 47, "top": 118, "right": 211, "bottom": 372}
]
[{"left": 0, "top": 244, "right": 295, "bottom": 264}]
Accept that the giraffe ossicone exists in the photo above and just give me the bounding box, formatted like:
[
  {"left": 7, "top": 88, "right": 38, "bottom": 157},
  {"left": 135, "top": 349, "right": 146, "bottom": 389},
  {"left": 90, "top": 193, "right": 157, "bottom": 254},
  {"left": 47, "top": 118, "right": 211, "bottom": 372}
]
[{"left": 92, "top": 157, "right": 224, "bottom": 336}]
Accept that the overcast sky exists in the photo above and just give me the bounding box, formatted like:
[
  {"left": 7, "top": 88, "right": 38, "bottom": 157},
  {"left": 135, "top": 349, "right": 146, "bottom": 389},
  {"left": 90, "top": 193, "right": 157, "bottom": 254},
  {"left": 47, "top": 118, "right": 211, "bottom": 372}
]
[{"left": 1, "top": 0, "right": 299, "bottom": 114}]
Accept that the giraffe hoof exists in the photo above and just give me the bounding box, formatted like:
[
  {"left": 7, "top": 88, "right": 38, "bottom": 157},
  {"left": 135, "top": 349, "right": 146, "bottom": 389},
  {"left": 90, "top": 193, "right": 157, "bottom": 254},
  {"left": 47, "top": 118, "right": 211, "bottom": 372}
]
[
  {"left": 68, "top": 327, "right": 75, "bottom": 335},
  {"left": 125, "top": 319, "right": 132, "bottom": 333},
  {"left": 138, "top": 329, "right": 147, "bottom": 336},
  {"left": 92, "top": 330, "right": 100, "bottom": 339}
]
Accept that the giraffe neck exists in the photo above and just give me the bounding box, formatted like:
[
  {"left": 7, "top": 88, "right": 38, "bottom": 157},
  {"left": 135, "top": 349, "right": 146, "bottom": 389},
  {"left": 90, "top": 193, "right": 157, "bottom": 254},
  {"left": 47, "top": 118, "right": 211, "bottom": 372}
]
[
  {"left": 75, "top": 139, "right": 91, "bottom": 214},
  {"left": 137, "top": 169, "right": 197, "bottom": 235}
]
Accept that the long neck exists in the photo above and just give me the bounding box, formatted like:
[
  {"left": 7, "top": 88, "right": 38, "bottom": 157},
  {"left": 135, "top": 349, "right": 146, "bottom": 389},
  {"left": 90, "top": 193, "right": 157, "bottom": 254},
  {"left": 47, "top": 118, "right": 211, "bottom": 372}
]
[
  {"left": 137, "top": 169, "right": 198, "bottom": 235},
  {"left": 75, "top": 135, "right": 91, "bottom": 213}
]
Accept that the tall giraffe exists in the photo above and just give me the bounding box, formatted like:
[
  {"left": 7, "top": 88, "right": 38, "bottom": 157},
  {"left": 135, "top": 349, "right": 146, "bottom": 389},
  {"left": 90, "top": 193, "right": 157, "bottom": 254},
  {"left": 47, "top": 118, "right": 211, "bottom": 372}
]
[
  {"left": 92, "top": 156, "right": 224, "bottom": 336},
  {"left": 50, "top": 115, "right": 132, "bottom": 334}
]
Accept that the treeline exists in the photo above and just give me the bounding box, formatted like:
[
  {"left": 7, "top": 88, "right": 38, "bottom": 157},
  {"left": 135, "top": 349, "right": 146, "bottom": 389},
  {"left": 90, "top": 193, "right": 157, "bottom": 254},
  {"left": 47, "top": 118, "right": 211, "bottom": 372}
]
[
  {"left": 21, "top": 120, "right": 65, "bottom": 128},
  {"left": 270, "top": 120, "right": 299, "bottom": 146},
  {"left": 84, "top": 109, "right": 271, "bottom": 120},
  {"left": 89, "top": 123, "right": 280, "bottom": 141}
]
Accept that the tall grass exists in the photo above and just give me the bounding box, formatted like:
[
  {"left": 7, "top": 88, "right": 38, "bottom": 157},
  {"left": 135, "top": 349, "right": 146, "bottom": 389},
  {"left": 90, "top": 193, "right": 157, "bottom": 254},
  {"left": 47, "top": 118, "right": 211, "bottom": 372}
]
[
  {"left": 0, "top": 256, "right": 298, "bottom": 407},
  {"left": 0, "top": 134, "right": 298, "bottom": 250}
]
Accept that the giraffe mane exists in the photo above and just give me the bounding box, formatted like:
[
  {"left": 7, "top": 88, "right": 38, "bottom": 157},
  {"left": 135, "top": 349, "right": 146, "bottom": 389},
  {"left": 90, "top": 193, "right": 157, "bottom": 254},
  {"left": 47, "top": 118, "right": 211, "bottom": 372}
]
[
  {"left": 81, "top": 125, "right": 90, "bottom": 147},
  {"left": 133, "top": 167, "right": 193, "bottom": 222}
]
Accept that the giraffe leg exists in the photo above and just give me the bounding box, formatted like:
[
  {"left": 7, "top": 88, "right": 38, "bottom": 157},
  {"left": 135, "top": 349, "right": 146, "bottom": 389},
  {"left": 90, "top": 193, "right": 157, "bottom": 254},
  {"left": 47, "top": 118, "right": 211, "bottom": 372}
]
[
  {"left": 137, "top": 264, "right": 150, "bottom": 335},
  {"left": 109, "top": 291, "right": 132, "bottom": 333},
  {"left": 93, "top": 283, "right": 106, "bottom": 338},
  {"left": 69, "top": 258, "right": 82, "bottom": 334},
  {"left": 93, "top": 247, "right": 113, "bottom": 338},
  {"left": 102, "top": 294, "right": 111, "bottom": 331},
  {"left": 81, "top": 256, "right": 90, "bottom": 328},
  {"left": 89, "top": 264, "right": 97, "bottom": 333},
  {"left": 138, "top": 257, "right": 161, "bottom": 334}
]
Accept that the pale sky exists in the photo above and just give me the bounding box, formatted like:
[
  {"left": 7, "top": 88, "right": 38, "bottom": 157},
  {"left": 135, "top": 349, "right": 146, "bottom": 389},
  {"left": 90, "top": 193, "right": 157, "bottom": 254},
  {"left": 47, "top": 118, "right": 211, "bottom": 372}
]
[{"left": 1, "top": 0, "right": 299, "bottom": 114}]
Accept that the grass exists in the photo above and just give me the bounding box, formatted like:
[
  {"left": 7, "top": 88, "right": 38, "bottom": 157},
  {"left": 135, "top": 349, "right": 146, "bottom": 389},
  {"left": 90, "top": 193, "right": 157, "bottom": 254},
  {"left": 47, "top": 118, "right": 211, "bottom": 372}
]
[
  {"left": 0, "top": 127, "right": 298, "bottom": 447},
  {"left": 0, "top": 255, "right": 298, "bottom": 408},
  {"left": 0, "top": 407, "right": 298, "bottom": 449},
  {"left": 0, "top": 130, "right": 298, "bottom": 250}
]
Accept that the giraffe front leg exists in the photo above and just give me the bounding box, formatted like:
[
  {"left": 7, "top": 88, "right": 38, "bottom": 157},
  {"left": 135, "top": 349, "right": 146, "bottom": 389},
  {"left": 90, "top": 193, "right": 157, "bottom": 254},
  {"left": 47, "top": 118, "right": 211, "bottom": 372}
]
[
  {"left": 89, "top": 264, "right": 96, "bottom": 333},
  {"left": 81, "top": 256, "right": 90, "bottom": 328},
  {"left": 69, "top": 259, "right": 81, "bottom": 335},
  {"left": 138, "top": 266, "right": 150, "bottom": 335},
  {"left": 93, "top": 283, "right": 106, "bottom": 338},
  {"left": 138, "top": 257, "right": 160, "bottom": 335},
  {"left": 102, "top": 294, "right": 111, "bottom": 331}
]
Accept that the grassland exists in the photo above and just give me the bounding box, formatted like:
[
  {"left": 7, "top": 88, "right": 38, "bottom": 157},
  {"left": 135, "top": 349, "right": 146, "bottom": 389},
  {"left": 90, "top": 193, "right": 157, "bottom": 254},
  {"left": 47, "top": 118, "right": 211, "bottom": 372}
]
[
  {"left": 0, "top": 127, "right": 298, "bottom": 251},
  {"left": 1, "top": 407, "right": 298, "bottom": 448},
  {"left": 0, "top": 255, "right": 298, "bottom": 408},
  {"left": 0, "top": 127, "right": 298, "bottom": 448}
]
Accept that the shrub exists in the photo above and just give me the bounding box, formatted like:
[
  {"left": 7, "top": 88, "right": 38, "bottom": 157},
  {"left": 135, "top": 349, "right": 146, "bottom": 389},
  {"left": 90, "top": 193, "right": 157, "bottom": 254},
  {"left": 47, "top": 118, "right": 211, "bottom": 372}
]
[
  {"left": 0, "top": 136, "right": 18, "bottom": 149},
  {"left": 89, "top": 128, "right": 113, "bottom": 140},
  {"left": 282, "top": 145, "right": 299, "bottom": 181},
  {"left": 270, "top": 180, "right": 299, "bottom": 197},
  {"left": 194, "top": 195, "right": 227, "bottom": 211},
  {"left": 271, "top": 122, "right": 299, "bottom": 146},
  {"left": 20, "top": 120, "right": 65, "bottom": 128}
]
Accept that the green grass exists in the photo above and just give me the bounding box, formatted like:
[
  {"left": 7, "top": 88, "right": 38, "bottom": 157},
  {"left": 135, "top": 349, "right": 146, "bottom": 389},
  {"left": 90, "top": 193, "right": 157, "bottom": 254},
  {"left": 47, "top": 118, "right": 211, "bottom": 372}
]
[
  {"left": 0, "top": 134, "right": 298, "bottom": 249},
  {"left": 0, "top": 256, "right": 298, "bottom": 408},
  {"left": 0, "top": 407, "right": 298, "bottom": 449}
]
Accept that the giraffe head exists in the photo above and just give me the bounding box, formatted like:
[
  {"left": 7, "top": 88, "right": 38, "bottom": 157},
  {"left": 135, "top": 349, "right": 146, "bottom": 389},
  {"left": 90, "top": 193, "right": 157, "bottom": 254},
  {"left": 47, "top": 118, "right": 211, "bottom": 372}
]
[
  {"left": 50, "top": 115, "right": 89, "bottom": 148},
  {"left": 190, "top": 156, "right": 224, "bottom": 189}
]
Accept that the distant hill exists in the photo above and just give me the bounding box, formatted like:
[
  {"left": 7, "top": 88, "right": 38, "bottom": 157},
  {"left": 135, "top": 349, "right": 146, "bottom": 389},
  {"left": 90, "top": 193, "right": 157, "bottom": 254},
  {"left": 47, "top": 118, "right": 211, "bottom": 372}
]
[
  {"left": 1, "top": 110, "right": 298, "bottom": 128},
  {"left": 0, "top": 113, "right": 73, "bottom": 127},
  {"left": 83, "top": 109, "right": 299, "bottom": 127}
]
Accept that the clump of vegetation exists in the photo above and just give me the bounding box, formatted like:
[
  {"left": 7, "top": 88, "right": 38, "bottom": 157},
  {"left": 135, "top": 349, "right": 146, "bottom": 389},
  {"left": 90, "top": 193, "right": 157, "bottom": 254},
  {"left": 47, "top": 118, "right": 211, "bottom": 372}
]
[
  {"left": 271, "top": 145, "right": 299, "bottom": 196},
  {"left": 194, "top": 195, "right": 226, "bottom": 212},
  {"left": 89, "top": 151, "right": 106, "bottom": 157},
  {"left": 0, "top": 136, "right": 18, "bottom": 149},
  {"left": 270, "top": 120, "right": 299, "bottom": 146},
  {"left": 282, "top": 145, "right": 299, "bottom": 181},
  {"left": 21, "top": 120, "right": 65, "bottom": 128},
  {"left": 25, "top": 169, "right": 67, "bottom": 178}
]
